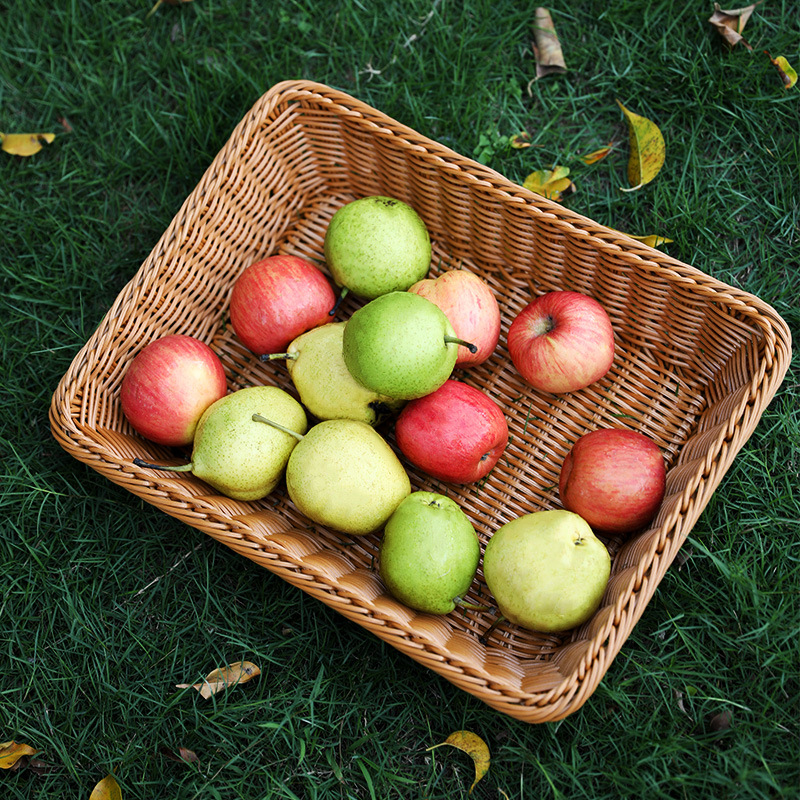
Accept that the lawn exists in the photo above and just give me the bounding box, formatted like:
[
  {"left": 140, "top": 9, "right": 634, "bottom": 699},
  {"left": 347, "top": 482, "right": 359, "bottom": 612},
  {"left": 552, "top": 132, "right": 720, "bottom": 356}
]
[{"left": 1, "top": 0, "right": 798, "bottom": 798}]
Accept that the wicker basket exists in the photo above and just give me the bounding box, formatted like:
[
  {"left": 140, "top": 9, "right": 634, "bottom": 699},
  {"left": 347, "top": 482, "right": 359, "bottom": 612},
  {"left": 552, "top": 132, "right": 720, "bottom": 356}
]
[{"left": 49, "top": 80, "right": 791, "bottom": 723}]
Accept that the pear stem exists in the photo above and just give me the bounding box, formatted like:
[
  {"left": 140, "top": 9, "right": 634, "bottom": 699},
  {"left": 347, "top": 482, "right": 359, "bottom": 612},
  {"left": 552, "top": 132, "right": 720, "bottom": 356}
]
[
  {"left": 133, "top": 458, "right": 193, "bottom": 473},
  {"left": 453, "top": 596, "right": 493, "bottom": 612},
  {"left": 444, "top": 335, "right": 478, "bottom": 354},
  {"left": 251, "top": 413, "right": 305, "bottom": 441},
  {"left": 478, "top": 613, "right": 507, "bottom": 646},
  {"left": 260, "top": 351, "right": 299, "bottom": 362},
  {"left": 328, "top": 286, "right": 349, "bottom": 316}
]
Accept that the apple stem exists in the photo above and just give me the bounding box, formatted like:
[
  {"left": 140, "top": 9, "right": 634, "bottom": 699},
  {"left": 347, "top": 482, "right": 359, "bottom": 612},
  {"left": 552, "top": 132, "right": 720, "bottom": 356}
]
[
  {"left": 133, "top": 458, "right": 193, "bottom": 473},
  {"left": 478, "top": 613, "right": 507, "bottom": 645},
  {"left": 251, "top": 413, "right": 305, "bottom": 441},
  {"left": 444, "top": 336, "right": 478, "bottom": 354},
  {"left": 260, "top": 351, "right": 299, "bottom": 362},
  {"left": 328, "top": 286, "right": 349, "bottom": 317}
]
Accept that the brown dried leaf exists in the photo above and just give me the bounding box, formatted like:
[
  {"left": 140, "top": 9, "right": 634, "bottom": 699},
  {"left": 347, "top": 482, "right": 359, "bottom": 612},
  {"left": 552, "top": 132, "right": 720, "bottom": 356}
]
[
  {"left": 532, "top": 8, "right": 566, "bottom": 78},
  {"left": 176, "top": 660, "right": 261, "bottom": 699},
  {"left": 159, "top": 745, "right": 200, "bottom": 765},
  {"left": 89, "top": 774, "right": 123, "bottom": 800},
  {"left": 708, "top": 2, "right": 761, "bottom": 50},
  {"left": 0, "top": 741, "right": 40, "bottom": 770},
  {"left": 0, "top": 132, "right": 55, "bottom": 157},
  {"left": 427, "top": 730, "right": 490, "bottom": 794},
  {"left": 523, "top": 165, "right": 574, "bottom": 201}
]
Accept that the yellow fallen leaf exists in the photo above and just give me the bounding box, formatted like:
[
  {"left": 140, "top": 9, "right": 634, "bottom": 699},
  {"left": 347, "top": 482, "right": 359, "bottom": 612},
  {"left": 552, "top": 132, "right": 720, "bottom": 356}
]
[
  {"left": 509, "top": 131, "right": 532, "bottom": 149},
  {"left": 523, "top": 165, "right": 574, "bottom": 201},
  {"left": 765, "top": 52, "right": 798, "bottom": 89},
  {"left": 177, "top": 660, "right": 261, "bottom": 699},
  {"left": 0, "top": 741, "right": 40, "bottom": 769},
  {"left": 532, "top": 7, "right": 566, "bottom": 78},
  {"left": 616, "top": 101, "right": 665, "bottom": 192},
  {"left": 618, "top": 232, "right": 673, "bottom": 248},
  {"left": 578, "top": 144, "right": 615, "bottom": 165},
  {"left": 427, "top": 730, "right": 490, "bottom": 794},
  {"left": 0, "top": 132, "right": 55, "bottom": 157},
  {"left": 89, "top": 774, "right": 122, "bottom": 800},
  {"left": 708, "top": 2, "right": 761, "bottom": 50}
]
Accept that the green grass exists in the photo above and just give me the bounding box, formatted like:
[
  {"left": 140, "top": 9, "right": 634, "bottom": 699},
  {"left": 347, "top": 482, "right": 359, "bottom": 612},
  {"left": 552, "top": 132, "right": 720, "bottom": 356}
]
[{"left": 2, "top": 0, "right": 798, "bottom": 797}]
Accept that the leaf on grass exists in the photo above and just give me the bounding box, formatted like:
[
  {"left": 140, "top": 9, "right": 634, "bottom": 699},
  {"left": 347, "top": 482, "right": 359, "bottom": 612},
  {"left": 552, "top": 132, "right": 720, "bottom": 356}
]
[
  {"left": 616, "top": 101, "right": 665, "bottom": 192},
  {"left": 624, "top": 233, "right": 673, "bottom": 248},
  {"left": 708, "top": 2, "right": 761, "bottom": 50},
  {"left": 509, "top": 131, "right": 532, "bottom": 149},
  {"left": 765, "top": 52, "right": 798, "bottom": 89},
  {"left": 159, "top": 745, "right": 200, "bottom": 766},
  {"left": 176, "top": 660, "right": 261, "bottom": 699},
  {"left": 1, "top": 132, "right": 55, "bottom": 157},
  {"left": 427, "top": 730, "right": 490, "bottom": 794},
  {"left": 578, "top": 143, "right": 615, "bottom": 165},
  {"left": 532, "top": 7, "right": 566, "bottom": 78},
  {"left": 89, "top": 774, "right": 122, "bottom": 800},
  {"left": 0, "top": 741, "right": 40, "bottom": 770},
  {"left": 523, "top": 165, "right": 574, "bottom": 201}
]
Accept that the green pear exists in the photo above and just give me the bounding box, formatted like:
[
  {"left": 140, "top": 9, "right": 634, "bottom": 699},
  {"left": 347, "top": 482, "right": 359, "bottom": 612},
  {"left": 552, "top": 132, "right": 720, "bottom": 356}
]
[
  {"left": 262, "top": 322, "right": 404, "bottom": 425},
  {"left": 342, "top": 292, "right": 476, "bottom": 401},
  {"left": 482, "top": 510, "right": 611, "bottom": 633},
  {"left": 379, "top": 492, "right": 481, "bottom": 614},
  {"left": 252, "top": 417, "right": 411, "bottom": 535},
  {"left": 324, "top": 195, "right": 431, "bottom": 301},
  {"left": 133, "top": 386, "right": 307, "bottom": 501}
]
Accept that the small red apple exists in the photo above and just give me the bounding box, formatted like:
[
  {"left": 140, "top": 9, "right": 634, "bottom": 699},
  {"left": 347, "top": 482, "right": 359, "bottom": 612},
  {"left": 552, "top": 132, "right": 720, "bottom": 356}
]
[
  {"left": 229, "top": 255, "right": 336, "bottom": 355},
  {"left": 559, "top": 428, "right": 666, "bottom": 534},
  {"left": 120, "top": 334, "right": 228, "bottom": 447},
  {"left": 408, "top": 270, "right": 501, "bottom": 366},
  {"left": 506, "top": 290, "right": 614, "bottom": 393},
  {"left": 395, "top": 379, "right": 508, "bottom": 484}
]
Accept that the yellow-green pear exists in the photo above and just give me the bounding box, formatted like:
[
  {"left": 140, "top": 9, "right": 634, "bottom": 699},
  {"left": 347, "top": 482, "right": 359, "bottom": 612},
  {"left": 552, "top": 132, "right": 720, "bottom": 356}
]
[
  {"left": 482, "top": 510, "right": 611, "bottom": 633},
  {"left": 261, "top": 322, "right": 404, "bottom": 425},
  {"left": 252, "top": 416, "right": 411, "bottom": 535},
  {"left": 133, "top": 386, "right": 307, "bottom": 501}
]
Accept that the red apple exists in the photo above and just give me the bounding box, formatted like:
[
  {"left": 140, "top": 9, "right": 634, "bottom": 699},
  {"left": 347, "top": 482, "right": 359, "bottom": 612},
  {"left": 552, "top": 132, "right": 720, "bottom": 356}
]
[
  {"left": 559, "top": 428, "right": 666, "bottom": 534},
  {"left": 395, "top": 379, "right": 508, "bottom": 484},
  {"left": 506, "top": 290, "right": 614, "bottom": 393},
  {"left": 229, "top": 255, "right": 336, "bottom": 355},
  {"left": 120, "top": 334, "right": 228, "bottom": 447},
  {"left": 408, "top": 270, "right": 501, "bottom": 366}
]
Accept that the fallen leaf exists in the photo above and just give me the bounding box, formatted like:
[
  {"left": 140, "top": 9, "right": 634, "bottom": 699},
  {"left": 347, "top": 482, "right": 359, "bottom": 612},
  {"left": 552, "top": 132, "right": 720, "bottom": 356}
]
[
  {"left": 0, "top": 741, "right": 40, "bottom": 770},
  {"left": 621, "top": 232, "right": 673, "bottom": 248},
  {"left": 523, "top": 165, "right": 574, "bottom": 201},
  {"left": 159, "top": 745, "right": 200, "bottom": 766},
  {"left": 616, "top": 101, "right": 665, "bottom": 192},
  {"left": 765, "top": 52, "right": 798, "bottom": 89},
  {"left": 176, "top": 660, "right": 261, "bottom": 699},
  {"left": 578, "top": 143, "right": 615, "bottom": 165},
  {"left": 509, "top": 131, "right": 532, "bottom": 149},
  {"left": 532, "top": 7, "right": 567, "bottom": 78},
  {"left": 0, "top": 132, "right": 55, "bottom": 157},
  {"left": 708, "top": 2, "right": 761, "bottom": 50},
  {"left": 89, "top": 774, "right": 122, "bottom": 800},
  {"left": 427, "top": 730, "right": 490, "bottom": 794}
]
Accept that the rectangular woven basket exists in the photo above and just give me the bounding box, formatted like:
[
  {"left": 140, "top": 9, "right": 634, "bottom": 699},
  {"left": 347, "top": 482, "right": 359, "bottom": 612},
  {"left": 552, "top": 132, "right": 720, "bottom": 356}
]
[{"left": 49, "top": 80, "right": 791, "bottom": 723}]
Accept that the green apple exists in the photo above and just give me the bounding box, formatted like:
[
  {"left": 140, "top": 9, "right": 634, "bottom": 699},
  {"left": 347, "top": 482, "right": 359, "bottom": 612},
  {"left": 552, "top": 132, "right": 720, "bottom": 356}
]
[
  {"left": 324, "top": 195, "right": 431, "bottom": 300},
  {"left": 379, "top": 492, "right": 480, "bottom": 614},
  {"left": 342, "top": 292, "right": 476, "bottom": 400},
  {"left": 482, "top": 509, "right": 611, "bottom": 633}
]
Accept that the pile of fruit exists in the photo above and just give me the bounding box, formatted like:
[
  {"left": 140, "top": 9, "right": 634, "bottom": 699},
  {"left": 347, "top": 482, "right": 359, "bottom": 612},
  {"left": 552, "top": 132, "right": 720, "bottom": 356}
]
[{"left": 124, "top": 196, "right": 666, "bottom": 635}]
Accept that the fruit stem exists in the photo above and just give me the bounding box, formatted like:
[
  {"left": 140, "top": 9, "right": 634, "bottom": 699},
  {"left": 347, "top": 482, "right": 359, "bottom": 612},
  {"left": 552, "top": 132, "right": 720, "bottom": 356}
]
[
  {"left": 478, "top": 613, "right": 507, "bottom": 645},
  {"left": 260, "top": 351, "right": 299, "bottom": 362},
  {"left": 328, "top": 286, "right": 349, "bottom": 316},
  {"left": 251, "top": 413, "right": 305, "bottom": 441},
  {"left": 133, "top": 458, "right": 193, "bottom": 473},
  {"left": 453, "top": 596, "right": 493, "bottom": 612},
  {"left": 444, "top": 336, "right": 478, "bottom": 354}
]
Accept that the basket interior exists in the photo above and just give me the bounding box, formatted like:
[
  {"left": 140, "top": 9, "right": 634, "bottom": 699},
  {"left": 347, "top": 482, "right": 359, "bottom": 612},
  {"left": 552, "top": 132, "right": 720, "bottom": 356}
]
[{"left": 51, "top": 82, "right": 790, "bottom": 721}]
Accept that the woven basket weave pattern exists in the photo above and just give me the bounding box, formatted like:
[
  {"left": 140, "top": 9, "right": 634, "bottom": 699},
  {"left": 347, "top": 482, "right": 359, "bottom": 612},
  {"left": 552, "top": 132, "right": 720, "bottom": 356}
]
[{"left": 50, "top": 81, "right": 791, "bottom": 723}]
